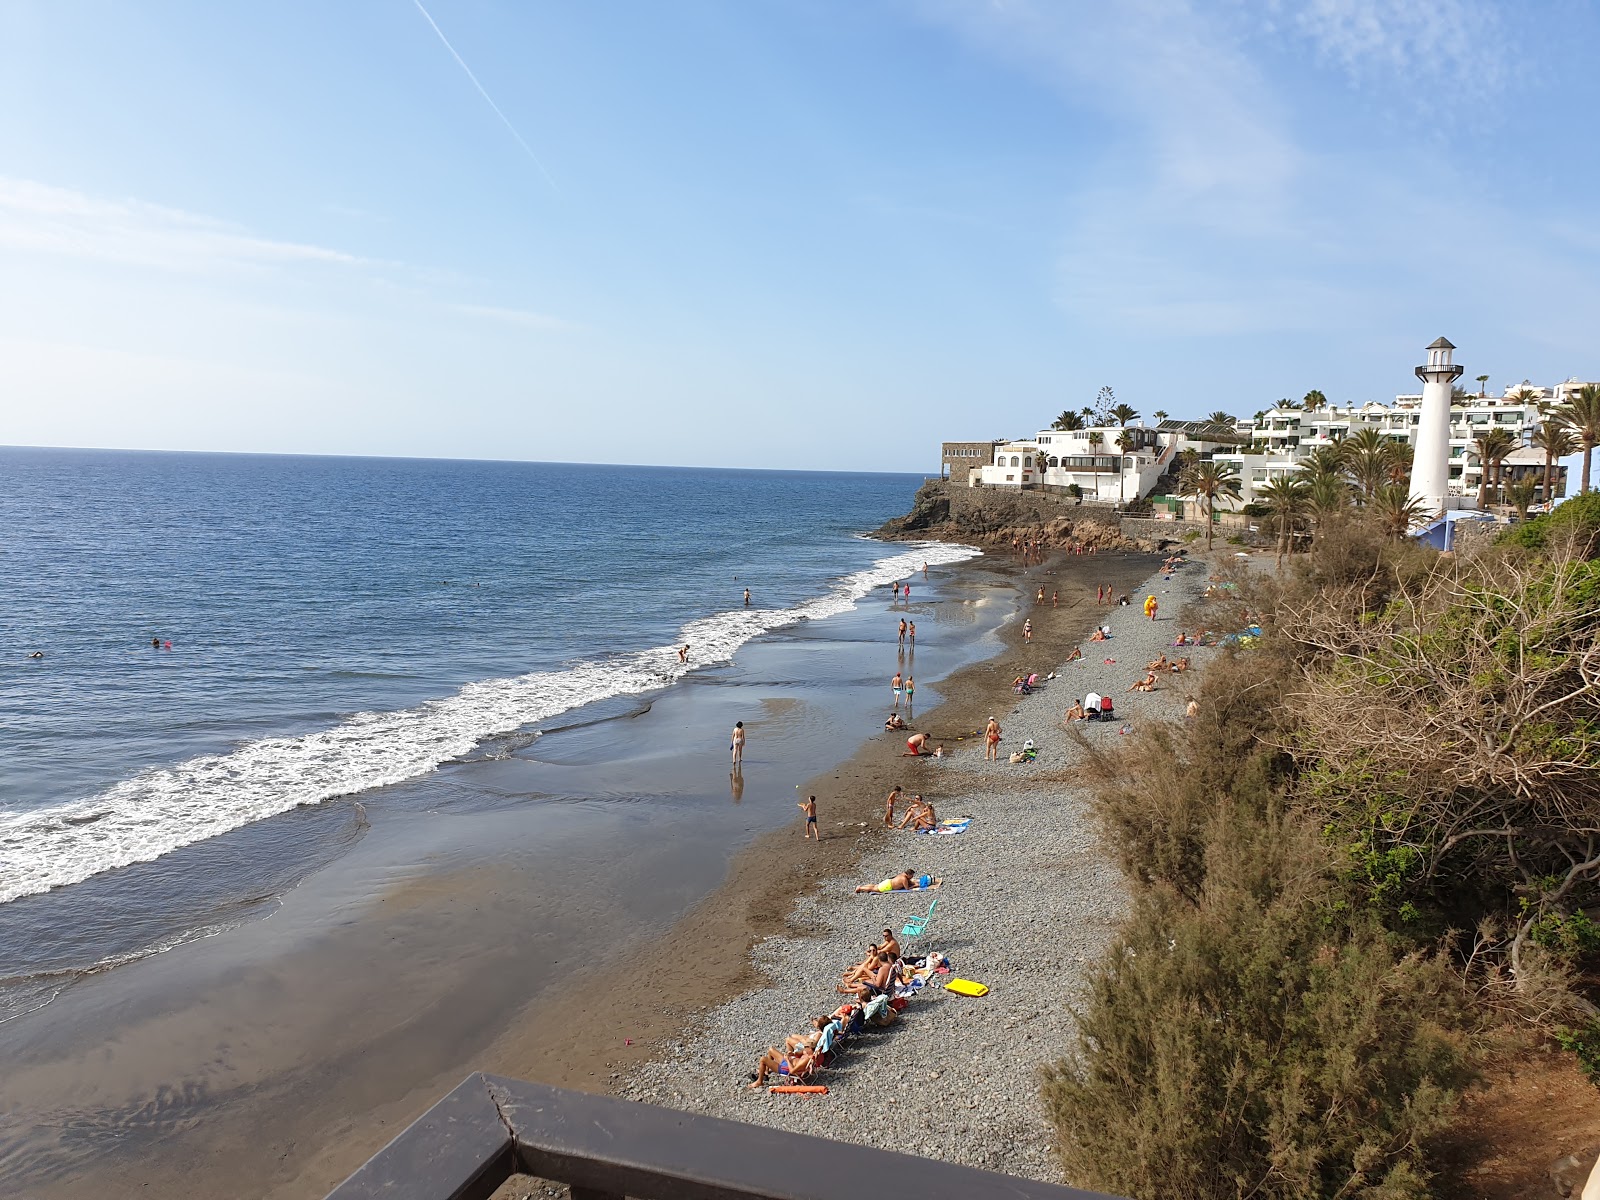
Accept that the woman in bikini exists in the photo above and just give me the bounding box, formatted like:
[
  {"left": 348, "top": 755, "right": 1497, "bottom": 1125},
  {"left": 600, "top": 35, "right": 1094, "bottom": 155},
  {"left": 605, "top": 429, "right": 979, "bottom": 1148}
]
[
  {"left": 750, "top": 1043, "right": 819, "bottom": 1088},
  {"left": 984, "top": 716, "right": 1001, "bottom": 760}
]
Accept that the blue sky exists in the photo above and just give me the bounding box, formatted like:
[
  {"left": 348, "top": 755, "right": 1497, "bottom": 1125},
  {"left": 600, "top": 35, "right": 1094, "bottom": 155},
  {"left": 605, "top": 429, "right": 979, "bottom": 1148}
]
[{"left": 1, "top": 0, "right": 1596, "bottom": 473}]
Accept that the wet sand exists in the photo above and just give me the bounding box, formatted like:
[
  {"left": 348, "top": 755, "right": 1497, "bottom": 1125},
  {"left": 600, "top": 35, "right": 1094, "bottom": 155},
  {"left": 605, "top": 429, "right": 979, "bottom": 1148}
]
[{"left": 0, "top": 549, "right": 1158, "bottom": 1200}]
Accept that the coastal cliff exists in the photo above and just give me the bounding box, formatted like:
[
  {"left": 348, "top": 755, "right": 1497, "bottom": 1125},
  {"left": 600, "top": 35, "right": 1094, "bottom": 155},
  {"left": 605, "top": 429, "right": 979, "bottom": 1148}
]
[{"left": 877, "top": 479, "right": 1160, "bottom": 551}]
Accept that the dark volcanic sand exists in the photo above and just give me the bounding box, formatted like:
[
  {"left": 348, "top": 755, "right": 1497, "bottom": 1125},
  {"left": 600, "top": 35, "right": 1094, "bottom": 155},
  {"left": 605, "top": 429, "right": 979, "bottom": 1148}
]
[{"left": 0, "top": 549, "right": 1158, "bottom": 1200}]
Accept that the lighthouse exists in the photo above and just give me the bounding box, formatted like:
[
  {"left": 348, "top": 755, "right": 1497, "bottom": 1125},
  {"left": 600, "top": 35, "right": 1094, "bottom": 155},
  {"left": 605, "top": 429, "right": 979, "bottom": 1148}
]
[{"left": 1409, "top": 336, "right": 1463, "bottom": 516}]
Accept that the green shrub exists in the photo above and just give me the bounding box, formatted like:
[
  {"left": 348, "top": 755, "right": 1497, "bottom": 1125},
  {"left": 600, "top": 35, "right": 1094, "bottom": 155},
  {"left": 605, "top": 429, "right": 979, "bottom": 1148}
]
[
  {"left": 1183, "top": 529, "right": 1201, "bottom": 542},
  {"left": 1044, "top": 814, "right": 1471, "bottom": 1200},
  {"left": 1499, "top": 491, "right": 1600, "bottom": 556},
  {"left": 1555, "top": 1021, "right": 1600, "bottom": 1086},
  {"left": 1225, "top": 533, "right": 1245, "bottom": 545}
]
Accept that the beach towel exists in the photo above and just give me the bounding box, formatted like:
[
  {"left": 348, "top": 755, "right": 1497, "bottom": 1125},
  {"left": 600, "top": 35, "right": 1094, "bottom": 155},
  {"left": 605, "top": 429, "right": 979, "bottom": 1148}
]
[{"left": 916, "top": 817, "right": 972, "bottom": 836}]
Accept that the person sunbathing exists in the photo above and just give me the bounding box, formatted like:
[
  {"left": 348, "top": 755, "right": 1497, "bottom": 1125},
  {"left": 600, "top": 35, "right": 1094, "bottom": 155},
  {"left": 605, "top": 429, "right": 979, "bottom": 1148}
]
[
  {"left": 841, "top": 943, "right": 885, "bottom": 984},
  {"left": 749, "top": 1044, "right": 819, "bottom": 1088},
  {"left": 879, "top": 928, "right": 901, "bottom": 959},
  {"left": 1065, "top": 645, "right": 1083, "bottom": 663},
  {"left": 855, "top": 869, "right": 940, "bottom": 893},
  {"left": 838, "top": 952, "right": 894, "bottom": 994},
  {"left": 1061, "top": 700, "right": 1086, "bottom": 725},
  {"left": 1173, "top": 630, "right": 1190, "bottom": 646},
  {"left": 1128, "top": 671, "right": 1158, "bottom": 692},
  {"left": 1089, "top": 627, "right": 1109, "bottom": 642},
  {"left": 1170, "top": 656, "right": 1192, "bottom": 673},
  {"left": 783, "top": 1016, "right": 832, "bottom": 1055},
  {"left": 1146, "top": 654, "right": 1169, "bottom": 672},
  {"left": 896, "top": 796, "right": 937, "bottom": 830}
]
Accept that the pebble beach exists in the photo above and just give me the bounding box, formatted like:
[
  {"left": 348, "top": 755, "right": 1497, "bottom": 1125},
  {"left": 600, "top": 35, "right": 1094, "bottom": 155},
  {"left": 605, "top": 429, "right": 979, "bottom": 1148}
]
[{"left": 618, "top": 556, "right": 1218, "bottom": 1182}]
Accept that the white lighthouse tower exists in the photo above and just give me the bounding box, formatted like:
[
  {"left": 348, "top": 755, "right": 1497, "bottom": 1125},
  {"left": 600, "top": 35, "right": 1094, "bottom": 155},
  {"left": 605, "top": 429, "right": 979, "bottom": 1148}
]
[{"left": 1409, "top": 336, "right": 1464, "bottom": 516}]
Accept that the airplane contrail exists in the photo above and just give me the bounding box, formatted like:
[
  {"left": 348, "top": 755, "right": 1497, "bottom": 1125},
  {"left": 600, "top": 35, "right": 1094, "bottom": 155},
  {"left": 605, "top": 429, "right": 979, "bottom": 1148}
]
[{"left": 411, "top": 0, "right": 556, "bottom": 190}]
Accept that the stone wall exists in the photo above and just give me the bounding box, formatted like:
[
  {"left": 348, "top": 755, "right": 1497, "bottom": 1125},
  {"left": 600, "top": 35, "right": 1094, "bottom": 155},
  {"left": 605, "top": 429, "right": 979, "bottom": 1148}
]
[
  {"left": 941, "top": 483, "right": 1122, "bottom": 532},
  {"left": 1118, "top": 516, "right": 1212, "bottom": 543}
]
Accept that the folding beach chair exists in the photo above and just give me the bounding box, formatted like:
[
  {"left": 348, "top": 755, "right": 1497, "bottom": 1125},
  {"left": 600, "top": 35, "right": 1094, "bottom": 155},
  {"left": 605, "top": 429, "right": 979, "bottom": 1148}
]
[{"left": 900, "top": 897, "right": 937, "bottom": 944}]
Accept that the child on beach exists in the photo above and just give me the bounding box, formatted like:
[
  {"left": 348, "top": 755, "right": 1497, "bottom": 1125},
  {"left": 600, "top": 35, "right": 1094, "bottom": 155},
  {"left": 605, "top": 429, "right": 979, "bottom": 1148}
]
[
  {"left": 798, "top": 794, "right": 818, "bottom": 840},
  {"left": 883, "top": 785, "right": 902, "bottom": 826}
]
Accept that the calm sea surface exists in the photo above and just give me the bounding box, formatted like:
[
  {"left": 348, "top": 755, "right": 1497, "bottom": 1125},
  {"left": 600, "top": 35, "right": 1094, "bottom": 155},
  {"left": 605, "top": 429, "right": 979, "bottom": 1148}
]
[{"left": 0, "top": 449, "right": 964, "bottom": 1012}]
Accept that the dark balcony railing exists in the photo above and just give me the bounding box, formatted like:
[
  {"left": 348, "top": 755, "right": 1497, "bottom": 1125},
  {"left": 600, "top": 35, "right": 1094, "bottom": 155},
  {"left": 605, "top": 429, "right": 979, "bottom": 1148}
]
[{"left": 325, "top": 1073, "right": 1126, "bottom": 1200}]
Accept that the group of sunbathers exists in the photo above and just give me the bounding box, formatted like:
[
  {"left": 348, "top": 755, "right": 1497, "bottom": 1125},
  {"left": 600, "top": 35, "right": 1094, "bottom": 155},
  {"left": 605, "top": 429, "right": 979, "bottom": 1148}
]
[{"left": 748, "top": 929, "right": 951, "bottom": 1087}]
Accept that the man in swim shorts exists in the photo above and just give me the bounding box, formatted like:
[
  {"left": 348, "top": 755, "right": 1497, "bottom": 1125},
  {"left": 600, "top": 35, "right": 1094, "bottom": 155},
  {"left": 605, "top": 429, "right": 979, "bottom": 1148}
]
[{"left": 903, "top": 732, "right": 929, "bottom": 756}]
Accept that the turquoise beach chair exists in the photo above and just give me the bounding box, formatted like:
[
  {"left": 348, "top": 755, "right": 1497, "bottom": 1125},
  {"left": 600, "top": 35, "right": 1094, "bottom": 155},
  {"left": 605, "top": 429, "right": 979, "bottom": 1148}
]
[{"left": 901, "top": 897, "right": 937, "bottom": 944}]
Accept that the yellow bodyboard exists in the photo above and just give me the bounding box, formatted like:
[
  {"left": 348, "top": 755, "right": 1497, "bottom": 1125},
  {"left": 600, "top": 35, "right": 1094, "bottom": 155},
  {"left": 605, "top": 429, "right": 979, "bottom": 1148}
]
[{"left": 946, "top": 978, "right": 989, "bottom": 997}]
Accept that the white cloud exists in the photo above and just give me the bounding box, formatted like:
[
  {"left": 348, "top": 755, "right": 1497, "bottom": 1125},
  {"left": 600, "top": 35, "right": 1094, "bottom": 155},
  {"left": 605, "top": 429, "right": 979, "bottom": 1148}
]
[
  {"left": 0, "top": 177, "right": 361, "bottom": 273},
  {"left": 1285, "top": 0, "right": 1506, "bottom": 86}
]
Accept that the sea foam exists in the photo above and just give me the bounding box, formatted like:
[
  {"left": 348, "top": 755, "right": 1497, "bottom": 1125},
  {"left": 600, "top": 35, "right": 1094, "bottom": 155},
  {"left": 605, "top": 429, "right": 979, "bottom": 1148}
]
[{"left": 0, "top": 542, "right": 978, "bottom": 904}]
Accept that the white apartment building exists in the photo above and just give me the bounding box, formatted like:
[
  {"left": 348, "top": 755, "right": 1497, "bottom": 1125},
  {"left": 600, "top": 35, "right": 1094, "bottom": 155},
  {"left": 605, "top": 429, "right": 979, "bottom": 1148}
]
[
  {"left": 974, "top": 421, "right": 1239, "bottom": 503},
  {"left": 1212, "top": 380, "right": 1584, "bottom": 508}
]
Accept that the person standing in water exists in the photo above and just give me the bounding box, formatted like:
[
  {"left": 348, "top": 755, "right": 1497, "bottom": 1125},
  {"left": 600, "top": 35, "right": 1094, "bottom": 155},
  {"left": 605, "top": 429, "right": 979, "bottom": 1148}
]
[
  {"left": 731, "top": 720, "right": 746, "bottom": 765},
  {"left": 743, "top": 588, "right": 751, "bottom": 607},
  {"left": 907, "top": 621, "right": 916, "bottom": 645},
  {"left": 891, "top": 670, "right": 904, "bottom": 709},
  {"left": 904, "top": 677, "right": 914, "bottom": 709},
  {"left": 898, "top": 618, "right": 907, "bottom": 644}
]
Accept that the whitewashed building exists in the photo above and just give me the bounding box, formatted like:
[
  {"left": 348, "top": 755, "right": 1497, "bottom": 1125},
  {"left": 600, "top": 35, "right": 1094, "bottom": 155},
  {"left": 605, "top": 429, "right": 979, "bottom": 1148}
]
[
  {"left": 1211, "top": 379, "right": 1577, "bottom": 508},
  {"left": 972, "top": 421, "right": 1240, "bottom": 504}
]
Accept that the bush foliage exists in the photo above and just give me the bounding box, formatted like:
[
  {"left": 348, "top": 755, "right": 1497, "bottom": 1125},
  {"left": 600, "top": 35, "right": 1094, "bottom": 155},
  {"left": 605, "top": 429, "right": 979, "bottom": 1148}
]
[{"left": 1046, "top": 516, "right": 1600, "bottom": 1199}]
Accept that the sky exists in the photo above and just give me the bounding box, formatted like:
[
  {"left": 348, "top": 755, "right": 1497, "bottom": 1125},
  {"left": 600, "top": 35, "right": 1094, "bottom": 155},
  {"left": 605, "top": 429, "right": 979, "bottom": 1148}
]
[{"left": 1, "top": 0, "right": 1597, "bottom": 473}]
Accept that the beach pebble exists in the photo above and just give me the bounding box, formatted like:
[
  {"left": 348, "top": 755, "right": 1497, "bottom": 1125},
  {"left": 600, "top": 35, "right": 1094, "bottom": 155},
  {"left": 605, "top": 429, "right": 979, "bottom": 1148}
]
[{"left": 618, "top": 560, "right": 1214, "bottom": 1185}]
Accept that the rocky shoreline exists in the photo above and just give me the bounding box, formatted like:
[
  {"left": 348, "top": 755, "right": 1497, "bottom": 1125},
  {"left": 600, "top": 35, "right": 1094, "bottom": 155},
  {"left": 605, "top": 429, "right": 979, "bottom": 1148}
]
[
  {"left": 615, "top": 557, "right": 1214, "bottom": 1185},
  {"left": 877, "top": 478, "right": 1189, "bottom": 555}
]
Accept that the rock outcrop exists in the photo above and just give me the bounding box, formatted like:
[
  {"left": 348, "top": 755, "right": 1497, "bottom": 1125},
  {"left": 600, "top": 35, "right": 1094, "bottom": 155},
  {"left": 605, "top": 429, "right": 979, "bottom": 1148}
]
[{"left": 877, "top": 481, "right": 1163, "bottom": 552}]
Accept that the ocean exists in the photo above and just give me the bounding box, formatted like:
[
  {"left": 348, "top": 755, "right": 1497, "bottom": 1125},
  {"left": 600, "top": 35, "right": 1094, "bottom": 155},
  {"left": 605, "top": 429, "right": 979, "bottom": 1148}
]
[{"left": 0, "top": 448, "right": 970, "bottom": 1020}]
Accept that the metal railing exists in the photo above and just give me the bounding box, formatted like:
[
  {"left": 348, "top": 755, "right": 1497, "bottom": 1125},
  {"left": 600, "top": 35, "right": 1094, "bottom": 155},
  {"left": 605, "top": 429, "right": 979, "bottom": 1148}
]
[{"left": 325, "top": 1074, "right": 1125, "bottom": 1200}]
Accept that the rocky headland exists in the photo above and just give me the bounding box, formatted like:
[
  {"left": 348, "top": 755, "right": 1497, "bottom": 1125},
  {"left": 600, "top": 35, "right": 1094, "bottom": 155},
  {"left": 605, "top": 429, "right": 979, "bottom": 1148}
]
[{"left": 877, "top": 478, "right": 1176, "bottom": 553}]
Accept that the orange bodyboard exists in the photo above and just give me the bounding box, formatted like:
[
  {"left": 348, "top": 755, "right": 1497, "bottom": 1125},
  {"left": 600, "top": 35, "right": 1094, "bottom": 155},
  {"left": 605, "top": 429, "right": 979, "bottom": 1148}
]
[{"left": 769, "top": 1085, "right": 828, "bottom": 1094}]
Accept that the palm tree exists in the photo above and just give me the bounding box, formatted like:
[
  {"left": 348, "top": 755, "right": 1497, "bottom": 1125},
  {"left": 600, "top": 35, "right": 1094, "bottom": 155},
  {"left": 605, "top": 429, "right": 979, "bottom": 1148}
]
[
  {"left": 1051, "top": 411, "right": 1086, "bottom": 431},
  {"left": 1256, "top": 476, "right": 1311, "bottom": 569},
  {"left": 1109, "top": 403, "right": 1139, "bottom": 426},
  {"left": 1384, "top": 441, "right": 1415, "bottom": 487},
  {"left": 1086, "top": 431, "right": 1105, "bottom": 498},
  {"left": 1178, "top": 459, "right": 1241, "bottom": 551},
  {"left": 1476, "top": 374, "right": 1490, "bottom": 397},
  {"left": 1532, "top": 421, "right": 1576, "bottom": 502},
  {"left": 1080, "top": 405, "right": 1095, "bottom": 421},
  {"left": 1152, "top": 409, "right": 1169, "bottom": 422},
  {"left": 1370, "top": 484, "right": 1430, "bottom": 541},
  {"left": 1560, "top": 384, "right": 1600, "bottom": 494},
  {"left": 1302, "top": 389, "right": 1327, "bottom": 409},
  {"left": 1472, "top": 427, "right": 1516, "bottom": 508},
  {"left": 1206, "top": 410, "right": 1234, "bottom": 427},
  {"left": 1114, "top": 429, "right": 1136, "bottom": 503},
  {"left": 1505, "top": 476, "right": 1539, "bottom": 521},
  {"left": 1307, "top": 472, "right": 1350, "bottom": 534},
  {"left": 1342, "top": 428, "right": 1393, "bottom": 501}
]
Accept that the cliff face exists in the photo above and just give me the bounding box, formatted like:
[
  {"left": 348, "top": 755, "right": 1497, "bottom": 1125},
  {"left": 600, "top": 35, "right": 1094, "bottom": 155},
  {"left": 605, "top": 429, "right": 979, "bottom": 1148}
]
[{"left": 877, "top": 480, "right": 1158, "bottom": 551}]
